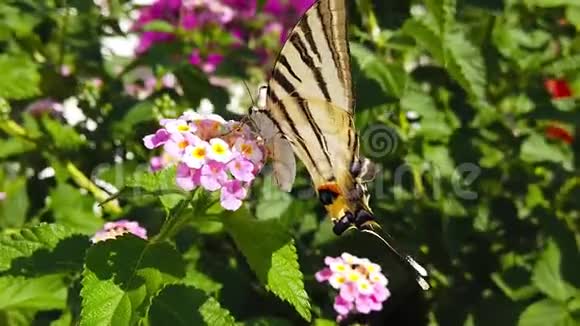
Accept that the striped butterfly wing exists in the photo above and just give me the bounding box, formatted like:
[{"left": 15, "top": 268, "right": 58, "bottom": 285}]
[{"left": 265, "top": 0, "right": 357, "bottom": 192}]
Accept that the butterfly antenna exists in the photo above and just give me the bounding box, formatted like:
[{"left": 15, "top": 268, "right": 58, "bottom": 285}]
[
  {"left": 242, "top": 80, "right": 256, "bottom": 109},
  {"left": 360, "top": 224, "right": 430, "bottom": 291}
]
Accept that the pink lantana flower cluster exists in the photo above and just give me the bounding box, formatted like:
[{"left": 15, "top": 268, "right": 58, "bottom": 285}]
[
  {"left": 90, "top": 220, "right": 148, "bottom": 243},
  {"left": 316, "top": 253, "right": 391, "bottom": 322},
  {"left": 143, "top": 112, "right": 265, "bottom": 211}
]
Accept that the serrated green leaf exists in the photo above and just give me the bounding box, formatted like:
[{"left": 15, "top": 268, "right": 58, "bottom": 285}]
[
  {"left": 350, "top": 43, "right": 408, "bottom": 98},
  {"left": 518, "top": 299, "right": 577, "bottom": 326},
  {"left": 443, "top": 29, "right": 487, "bottom": 102},
  {"left": 223, "top": 208, "right": 311, "bottom": 321},
  {"left": 0, "top": 275, "right": 66, "bottom": 310},
  {"left": 0, "top": 223, "right": 73, "bottom": 272},
  {"left": 127, "top": 166, "right": 178, "bottom": 192},
  {"left": 80, "top": 236, "right": 186, "bottom": 326},
  {"left": 50, "top": 184, "right": 103, "bottom": 234},
  {"left": 0, "top": 55, "right": 40, "bottom": 100},
  {"left": 425, "top": 0, "right": 457, "bottom": 32},
  {"left": 199, "top": 296, "right": 237, "bottom": 326},
  {"left": 4, "top": 234, "right": 89, "bottom": 277},
  {"left": 148, "top": 284, "right": 236, "bottom": 326},
  {"left": 80, "top": 270, "right": 132, "bottom": 326},
  {"left": 532, "top": 240, "right": 577, "bottom": 301},
  {"left": 402, "top": 19, "right": 444, "bottom": 63}
]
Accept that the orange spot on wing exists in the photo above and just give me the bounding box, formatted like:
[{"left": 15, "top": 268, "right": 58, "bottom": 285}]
[{"left": 317, "top": 183, "right": 342, "bottom": 196}]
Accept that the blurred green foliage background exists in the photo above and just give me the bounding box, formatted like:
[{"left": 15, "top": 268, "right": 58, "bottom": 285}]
[{"left": 0, "top": 0, "right": 579, "bottom": 325}]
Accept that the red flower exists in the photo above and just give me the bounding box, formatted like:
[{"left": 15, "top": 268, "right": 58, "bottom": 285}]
[
  {"left": 544, "top": 79, "right": 572, "bottom": 99},
  {"left": 545, "top": 124, "right": 574, "bottom": 144}
]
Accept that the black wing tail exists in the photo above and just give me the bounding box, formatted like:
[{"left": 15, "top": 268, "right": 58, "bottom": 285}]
[{"left": 359, "top": 222, "right": 430, "bottom": 291}]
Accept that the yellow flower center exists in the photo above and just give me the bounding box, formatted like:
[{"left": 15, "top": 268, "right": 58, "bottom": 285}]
[
  {"left": 212, "top": 143, "right": 226, "bottom": 155},
  {"left": 178, "top": 140, "right": 188, "bottom": 149},
  {"left": 177, "top": 124, "right": 189, "bottom": 132},
  {"left": 192, "top": 147, "right": 206, "bottom": 159},
  {"left": 347, "top": 272, "right": 360, "bottom": 282}
]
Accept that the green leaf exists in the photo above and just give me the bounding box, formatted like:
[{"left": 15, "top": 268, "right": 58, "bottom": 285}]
[
  {"left": 112, "top": 101, "right": 155, "bottom": 138},
  {"left": 545, "top": 55, "right": 580, "bottom": 75},
  {"left": 223, "top": 208, "right": 311, "bottom": 321},
  {"left": 566, "top": 6, "right": 580, "bottom": 30},
  {"left": 42, "top": 116, "right": 86, "bottom": 151},
  {"left": 80, "top": 270, "right": 132, "bottom": 326},
  {"left": 0, "top": 55, "right": 40, "bottom": 100},
  {"left": 0, "top": 309, "right": 35, "bottom": 326},
  {"left": 0, "top": 223, "right": 73, "bottom": 272},
  {"left": 0, "top": 138, "right": 35, "bottom": 159},
  {"left": 0, "top": 275, "right": 67, "bottom": 310},
  {"left": 425, "top": 0, "right": 457, "bottom": 32},
  {"left": 520, "top": 133, "right": 572, "bottom": 169},
  {"left": 80, "top": 236, "right": 186, "bottom": 326},
  {"left": 0, "top": 176, "right": 29, "bottom": 228},
  {"left": 443, "top": 28, "right": 487, "bottom": 102},
  {"left": 518, "top": 299, "right": 577, "bottom": 326},
  {"left": 255, "top": 176, "right": 292, "bottom": 220},
  {"left": 350, "top": 43, "right": 408, "bottom": 98},
  {"left": 3, "top": 234, "right": 89, "bottom": 277},
  {"left": 402, "top": 19, "right": 444, "bottom": 63},
  {"left": 50, "top": 184, "right": 103, "bottom": 234},
  {"left": 532, "top": 240, "right": 578, "bottom": 301},
  {"left": 148, "top": 284, "right": 236, "bottom": 326},
  {"left": 491, "top": 267, "right": 539, "bottom": 301},
  {"left": 126, "top": 166, "right": 184, "bottom": 211},
  {"left": 401, "top": 89, "right": 454, "bottom": 139}
]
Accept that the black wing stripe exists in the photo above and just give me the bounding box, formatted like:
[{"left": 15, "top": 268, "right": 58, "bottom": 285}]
[
  {"left": 317, "top": 1, "right": 343, "bottom": 88},
  {"left": 299, "top": 18, "right": 322, "bottom": 63},
  {"left": 278, "top": 55, "right": 302, "bottom": 83},
  {"left": 272, "top": 70, "right": 333, "bottom": 168},
  {"left": 269, "top": 90, "right": 324, "bottom": 177},
  {"left": 289, "top": 33, "right": 332, "bottom": 102}
]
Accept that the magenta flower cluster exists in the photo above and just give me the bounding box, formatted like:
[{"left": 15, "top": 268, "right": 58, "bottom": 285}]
[
  {"left": 316, "top": 253, "right": 391, "bottom": 322},
  {"left": 133, "top": 0, "right": 315, "bottom": 72},
  {"left": 143, "top": 112, "right": 266, "bottom": 211},
  {"left": 91, "top": 220, "right": 148, "bottom": 243}
]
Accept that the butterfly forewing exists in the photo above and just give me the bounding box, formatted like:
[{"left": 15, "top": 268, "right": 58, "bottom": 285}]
[{"left": 265, "top": 0, "right": 357, "bottom": 192}]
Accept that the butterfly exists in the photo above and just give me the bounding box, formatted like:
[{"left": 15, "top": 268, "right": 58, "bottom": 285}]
[{"left": 249, "top": 0, "right": 429, "bottom": 290}]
